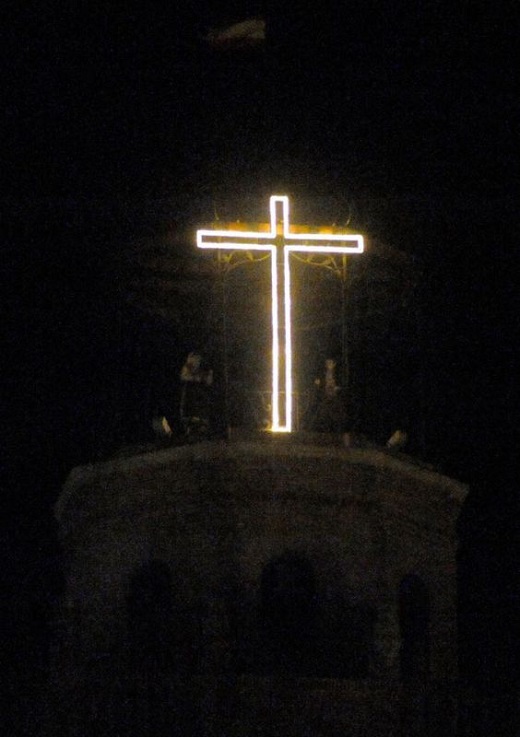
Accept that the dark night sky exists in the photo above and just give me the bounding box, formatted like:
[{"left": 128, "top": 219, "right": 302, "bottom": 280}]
[
  {"left": 5, "top": 2, "right": 518, "bottom": 483},
  {"left": 2, "top": 1, "right": 520, "bottom": 725}
]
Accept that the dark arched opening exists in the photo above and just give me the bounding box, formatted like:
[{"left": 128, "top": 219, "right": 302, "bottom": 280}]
[
  {"left": 258, "top": 552, "right": 317, "bottom": 675},
  {"left": 399, "top": 573, "right": 430, "bottom": 684}
]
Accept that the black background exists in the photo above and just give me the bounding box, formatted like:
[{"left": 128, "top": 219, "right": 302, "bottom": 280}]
[{"left": 3, "top": 3, "right": 519, "bottom": 733}]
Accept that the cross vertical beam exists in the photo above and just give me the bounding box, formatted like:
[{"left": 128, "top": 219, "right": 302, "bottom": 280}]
[{"left": 197, "top": 195, "right": 364, "bottom": 432}]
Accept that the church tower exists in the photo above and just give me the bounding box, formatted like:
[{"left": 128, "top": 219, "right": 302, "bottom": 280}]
[
  {"left": 51, "top": 194, "right": 467, "bottom": 736},
  {"left": 52, "top": 430, "right": 466, "bottom": 736}
]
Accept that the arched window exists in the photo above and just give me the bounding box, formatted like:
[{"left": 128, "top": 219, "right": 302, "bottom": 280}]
[
  {"left": 125, "top": 562, "right": 200, "bottom": 735},
  {"left": 253, "top": 553, "right": 375, "bottom": 678},
  {"left": 259, "top": 552, "right": 317, "bottom": 675},
  {"left": 399, "top": 574, "right": 430, "bottom": 684}
]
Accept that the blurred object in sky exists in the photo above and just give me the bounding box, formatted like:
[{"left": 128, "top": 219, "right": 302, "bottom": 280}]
[{"left": 204, "top": 17, "right": 265, "bottom": 50}]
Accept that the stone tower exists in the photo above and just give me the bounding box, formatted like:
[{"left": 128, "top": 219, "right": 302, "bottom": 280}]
[{"left": 52, "top": 431, "right": 466, "bottom": 736}]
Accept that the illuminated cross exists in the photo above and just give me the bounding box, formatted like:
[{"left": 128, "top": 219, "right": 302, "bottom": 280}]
[{"left": 197, "top": 195, "right": 364, "bottom": 432}]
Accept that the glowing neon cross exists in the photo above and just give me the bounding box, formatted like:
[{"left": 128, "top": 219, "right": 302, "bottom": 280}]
[{"left": 197, "top": 195, "right": 364, "bottom": 432}]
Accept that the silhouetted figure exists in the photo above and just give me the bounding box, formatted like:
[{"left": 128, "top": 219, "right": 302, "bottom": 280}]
[
  {"left": 180, "top": 351, "right": 213, "bottom": 436},
  {"left": 311, "top": 357, "right": 347, "bottom": 433}
]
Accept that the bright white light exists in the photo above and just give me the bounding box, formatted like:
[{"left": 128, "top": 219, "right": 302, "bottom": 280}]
[{"left": 197, "top": 196, "right": 364, "bottom": 432}]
